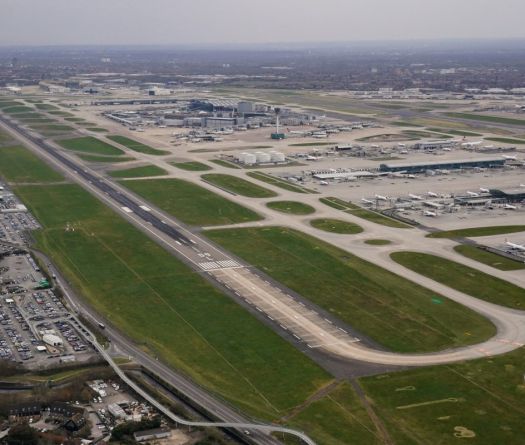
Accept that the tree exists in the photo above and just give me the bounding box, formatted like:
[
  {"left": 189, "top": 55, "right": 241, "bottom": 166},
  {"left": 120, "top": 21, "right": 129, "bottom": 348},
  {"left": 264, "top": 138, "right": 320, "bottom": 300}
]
[{"left": 6, "top": 423, "right": 39, "bottom": 445}]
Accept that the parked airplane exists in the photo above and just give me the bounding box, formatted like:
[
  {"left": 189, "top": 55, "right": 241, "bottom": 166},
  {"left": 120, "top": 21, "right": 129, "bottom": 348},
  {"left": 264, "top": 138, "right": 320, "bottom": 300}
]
[
  {"left": 319, "top": 181, "right": 329, "bottom": 185},
  {"left": 361, "top": 198, "right": 374, "bottom": 205},
  {"left": 409, "top": 193, "right": 424, "bottom": 200},
  {"left": 442, "top": 147, "right": 452, "bottom": 152},
  {"left": 504, "top": 204, "right": 517, "bottom": 210},
  {"left": 502, "top": 155, "right": 518, "bottom": 160},
  {"left": 427, "top": 191, "right": 438, "bottom": 198},
  {"left": 424, "top": 211, "right": 437, "bottom": 217},
  {"left": 506, "top": 240, "right": 525, "bottom": 251},
  {"left": 306, "top": 155, "right": 320, "bottom": 161},
  {"left": 479, "top": 187, "right": 490, "bottom": 193},
  {"left": 467, "top": 191, "right": 479, "bottom": 197},
  {"left": 375, "top": 194, "right": 388, "bottom": 201}
]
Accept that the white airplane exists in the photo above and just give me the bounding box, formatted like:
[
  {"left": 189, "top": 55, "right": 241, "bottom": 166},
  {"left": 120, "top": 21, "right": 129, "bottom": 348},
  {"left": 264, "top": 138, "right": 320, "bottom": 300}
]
[
  {"left": 424, "top": 211, "right": 437, "bottom": 217},
  {"left": 504, "top": 204, "right": 517, "bottom": 210},
  {"left": 427, "top": 191, "right": 438, "bottom": 198},
  {"left": 479, "top": 187, "right": 490, "bottom": 193},
  {"left": 520, "top": 184, "right": 525, "bottom": 188},
  {"left": 375, "top": 194, "right": 388, "bottom": 201},
  {"left": 502, "top": 155, "right": 517, "bottom": 160},
  {"left": 306, "top": 155, "right": 320, "bottom": 161},
  {"left": 506, "top": 240, "right": 525, "bottom": 251},
  {"left": 319, "top": 181, "right": 329, "bottom": 186},
  {"left": 409, "top": 193, "right": 424, "bottom": 200},
  {"left": 361, "top": 198, "right": 374, "bottom": 205},
  {"left": 467, "top": 191, "right": 479, "bottom": 197},
  {"left": 442, "top": 147, "right": 452, "bottom": 152}
]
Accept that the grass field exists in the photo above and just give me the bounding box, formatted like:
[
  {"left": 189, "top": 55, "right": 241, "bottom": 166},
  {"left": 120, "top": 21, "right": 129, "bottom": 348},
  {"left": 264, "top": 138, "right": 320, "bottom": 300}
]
[
  {"left": 402, "top": 130, "right": 452, "bottom": 139},
  {"left": 47, "top": 110, "right": 74, "bottom": 117},
  {"left": 445, "top": 112, "right": 525, "bottom": 127},
  {"left": 2, "top": 105, "right": 35, "bottom": 114},
  {"left": 485, "top": 137, "right": 525, "bottom": 145},
  {"left": 426, "top": 128, "right": 482, "bottom": 136},
  {"left": 364, "top": 239, "right": 392, "bottom": 246},
  {"left": 391, "top": 251, "right": 525, "bottom": 309},
  {"left": 267, "top": 201, "right": 316, "bottom": 215},
  {"left": 320, "top": 197, "right": 412, "bottom": 229},
  {"left": 57, "top": 136, "right": 124, "bottom": 156},
  {"left": 201, "top": 173, "right": 278, "bottom": 198},
  {"left": 35, "top": 103, "right": 59, "bottom": 111},
  {"left": 107, "top": 135, "right": 169, "bottom": 156},
  {"left": 77, "top": 154, "right": 135, "bottom": 163},
  {"left": 286, "top": 382, "right": 382, "bottom": 445},
  {"left": 86, "top": 127, "right": 108, "bottom": 133},
  {"left": 428, "top": 225, "right": 525, "bottom": 239},
  {"left": 108, "top": 165, "right": 168, "bottom": 178},
  {"left": 0, "top": 100, "right": 24, "bottom": 109},
  {"left": 8, "top": 111, "right": 44, "bottom": 119},
  {"left": 210, "top": 159, "right": 241, "bottom": 169},
  {"left": 247, "top": 171, "right": 316, "bottom": 194},
  {"left": 391, "top": 121, "right": 423, "bottom": 127},
  {"left": 361, "top": 347, "right": 525, "bottom": 445},
  {"left": 454, "top": 245, "right": 525, "bottom": 271},
  {"left": 310, "top": 218, "right": 363, "bottom": 234},
  {"left": 64, "top": 117, "right": 86, "bottom": 122},
  {"left": 0, "top": 145, "right": 64, "bottom": 183},
  {"left": 11, "top": 184, "right": 329, "bottom": 421},
  {"left": 0, "top": 130, "right": 15, "bottom": 146},
  {"left": 172, "top": 161, "right": 212, "bottom": 171},
  {"left": 30, "top": 124, "right": 75, "bottom": 135},
  {"left": 206, "top": 227, "right": 495, "bottom": 353},
  {"left": 120, "top": 178, "right": 262, "bottom": 226}
]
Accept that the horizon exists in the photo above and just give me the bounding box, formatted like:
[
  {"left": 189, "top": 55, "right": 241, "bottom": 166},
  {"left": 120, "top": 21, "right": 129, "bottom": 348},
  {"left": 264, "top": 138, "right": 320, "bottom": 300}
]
[{"left": 2, "top": 0, "right": 525, "bottom": 46}]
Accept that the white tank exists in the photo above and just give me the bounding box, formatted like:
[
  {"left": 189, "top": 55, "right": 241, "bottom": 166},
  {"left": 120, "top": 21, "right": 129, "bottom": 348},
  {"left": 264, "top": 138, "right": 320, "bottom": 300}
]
[
  {"left": 244, "top": 153, "right": 257, "bottom": 165},
  {"left": 256, "top": 152, "right": 272, "bottom": 163},
  {"left": 236, "top": 152, "right": 248, "bottom": 163},
  {"left": 271, "top": 152, "right": 286, "bottom": 163}
]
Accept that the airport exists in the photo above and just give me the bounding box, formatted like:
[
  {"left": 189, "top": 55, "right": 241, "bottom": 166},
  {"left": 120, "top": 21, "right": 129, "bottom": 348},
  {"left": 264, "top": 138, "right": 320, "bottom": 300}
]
[{"left": 1, "top": 37, "right": 525, "bottom": 445}]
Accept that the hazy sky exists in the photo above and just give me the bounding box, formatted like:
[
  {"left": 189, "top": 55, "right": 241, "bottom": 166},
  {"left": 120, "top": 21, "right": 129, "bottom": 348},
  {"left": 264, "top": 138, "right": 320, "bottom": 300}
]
[{"left": 1, "top": 0, "right": 525, "bottom": 46}]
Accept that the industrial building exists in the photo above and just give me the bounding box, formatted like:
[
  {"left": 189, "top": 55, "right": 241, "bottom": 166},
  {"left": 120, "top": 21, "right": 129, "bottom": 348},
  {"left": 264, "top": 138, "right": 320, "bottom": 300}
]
[
  {"left": 133, "top": 427, "right": 171, "bottom": 443},
  {"left": 379, "top": 157, "right": 506, "bottom": 173},
  {"left": 43, "top": 334, "right": 63, "bottom": 347},
  {"left": 235, "top": 151, "right": 286, "bottom": 165}
]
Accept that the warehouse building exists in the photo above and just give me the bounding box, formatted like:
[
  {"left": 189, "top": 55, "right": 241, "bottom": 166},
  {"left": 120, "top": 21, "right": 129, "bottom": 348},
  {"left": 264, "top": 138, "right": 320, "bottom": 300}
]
[
  {"left": 134, "top": 427, "right": 171, "bottom": 442},
  {"left": 379, "top": 157, "right": 505, "bottom": 173}
]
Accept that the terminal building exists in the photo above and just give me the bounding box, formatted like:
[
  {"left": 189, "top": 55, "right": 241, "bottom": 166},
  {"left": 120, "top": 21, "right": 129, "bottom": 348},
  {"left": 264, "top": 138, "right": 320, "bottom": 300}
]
[
  {"left": 489, "top": 188, "right": 525, "bottom": 203},
  {"left": 413, "top": 140, "right": 456, "bottom": 150},
  {"left": 379, "top": 157, "right": 506, "bottom": 173}
]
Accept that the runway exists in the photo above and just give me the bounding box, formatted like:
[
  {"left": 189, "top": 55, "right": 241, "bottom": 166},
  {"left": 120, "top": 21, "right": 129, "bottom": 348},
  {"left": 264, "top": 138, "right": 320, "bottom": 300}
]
[{"left": 2, "top": 113, "right": 525, "bottom": 368}]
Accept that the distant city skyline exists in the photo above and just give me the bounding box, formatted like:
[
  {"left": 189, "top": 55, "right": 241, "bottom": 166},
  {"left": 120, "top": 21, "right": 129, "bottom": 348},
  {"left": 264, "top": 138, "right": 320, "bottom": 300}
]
[{"left": 1, "top": 0, "right": 525, "bottom": 46}]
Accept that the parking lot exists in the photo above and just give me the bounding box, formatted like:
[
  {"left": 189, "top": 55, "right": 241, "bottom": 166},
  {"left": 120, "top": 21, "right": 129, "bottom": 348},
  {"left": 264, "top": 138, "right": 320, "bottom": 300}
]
[{"left": 0, "top": 183, "right": 96, "bottom": 369}]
